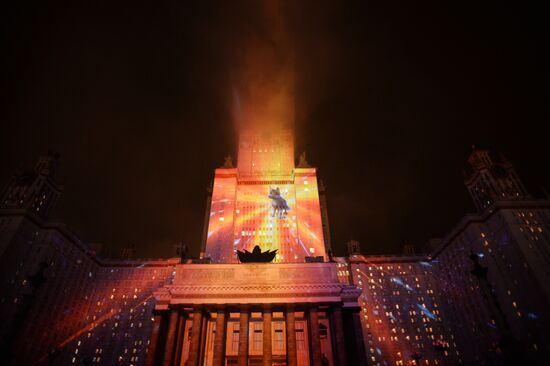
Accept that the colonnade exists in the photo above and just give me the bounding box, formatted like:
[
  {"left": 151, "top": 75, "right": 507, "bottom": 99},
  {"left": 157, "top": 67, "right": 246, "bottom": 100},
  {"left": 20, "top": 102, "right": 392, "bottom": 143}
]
[{"left": 145, "top": 304, "right": 365, "bottom": 366}]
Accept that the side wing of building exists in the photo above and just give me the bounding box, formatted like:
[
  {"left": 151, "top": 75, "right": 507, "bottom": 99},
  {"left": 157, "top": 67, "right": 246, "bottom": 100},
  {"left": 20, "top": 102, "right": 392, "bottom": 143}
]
[{"left": 0, "top": 210, "right": 177, "bottom": 366}]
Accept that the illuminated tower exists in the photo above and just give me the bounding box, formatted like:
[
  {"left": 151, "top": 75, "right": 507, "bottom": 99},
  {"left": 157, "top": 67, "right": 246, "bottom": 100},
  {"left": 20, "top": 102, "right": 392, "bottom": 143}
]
[
  {"left": 464, "top": 147, "right": 529, "bottom": 211},
  {"left": 202, "top": 128, "right": 329, "bottom": 263}
]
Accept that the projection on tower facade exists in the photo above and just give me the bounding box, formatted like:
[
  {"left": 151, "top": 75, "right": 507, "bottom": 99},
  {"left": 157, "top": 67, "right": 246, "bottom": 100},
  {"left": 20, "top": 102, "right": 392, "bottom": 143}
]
[{"left": 202, "top": 128, "right": 327, "bottom": 263}]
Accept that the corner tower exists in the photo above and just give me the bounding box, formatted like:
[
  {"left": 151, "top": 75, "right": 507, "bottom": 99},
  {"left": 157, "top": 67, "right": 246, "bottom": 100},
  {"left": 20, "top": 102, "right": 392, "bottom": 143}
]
[
  {"left": 0, "top": 151, "right": 63, "bottom": 219},
  {"left": 202, "top": 128, "right": 329, "bottom": 263},
  {"left": 464, "top": 147, "right": 529, "bottom": 211}
]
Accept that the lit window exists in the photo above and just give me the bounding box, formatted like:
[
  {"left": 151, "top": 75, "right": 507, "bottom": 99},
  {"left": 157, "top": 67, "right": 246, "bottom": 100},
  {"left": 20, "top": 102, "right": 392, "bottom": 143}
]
[
  {"left": 232, "top": 324, "right": 240, "bottom": 352},
  {"left": 296, "top": 322, "right": 305, "bottom": 350},
  {"left": 253, "top": 323, "right": 262, "bottom": 351}
]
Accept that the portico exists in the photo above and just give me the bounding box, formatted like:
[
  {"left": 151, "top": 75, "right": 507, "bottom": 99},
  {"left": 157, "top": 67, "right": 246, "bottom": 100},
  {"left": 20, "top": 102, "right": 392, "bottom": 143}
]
[{"left": 146, "top": 262, "right": 366, "bottom": 366}]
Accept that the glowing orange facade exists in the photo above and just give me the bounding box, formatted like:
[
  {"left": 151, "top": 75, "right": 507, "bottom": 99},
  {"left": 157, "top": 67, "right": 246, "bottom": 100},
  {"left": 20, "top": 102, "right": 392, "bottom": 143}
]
[{"left": 203, "top": 128, "right": 327, "bottom": 263}]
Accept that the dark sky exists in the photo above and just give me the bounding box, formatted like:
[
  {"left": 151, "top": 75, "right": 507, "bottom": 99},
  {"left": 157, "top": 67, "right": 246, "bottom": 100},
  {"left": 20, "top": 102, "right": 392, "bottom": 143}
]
[{"left": 1, "top": 1, "right": 549, "bottom": 258}]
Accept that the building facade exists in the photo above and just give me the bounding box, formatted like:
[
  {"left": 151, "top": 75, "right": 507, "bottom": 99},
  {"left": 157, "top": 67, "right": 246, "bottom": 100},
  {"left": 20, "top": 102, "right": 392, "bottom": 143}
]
[
  {"left": 333, "top": 149, "right": 550, "bottom": 365},
  {"left": 1, "top": 144, "right": 549, "bottom": 366}
]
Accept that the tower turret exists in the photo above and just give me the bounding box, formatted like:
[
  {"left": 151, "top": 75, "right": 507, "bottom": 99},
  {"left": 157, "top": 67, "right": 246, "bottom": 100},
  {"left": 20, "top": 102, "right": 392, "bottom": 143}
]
[
  {"left": 0, "top": 151, "right": 63, "bottom": 219},
  {"left": 464, "top": 147, "right": 528, "bottom": 212}
]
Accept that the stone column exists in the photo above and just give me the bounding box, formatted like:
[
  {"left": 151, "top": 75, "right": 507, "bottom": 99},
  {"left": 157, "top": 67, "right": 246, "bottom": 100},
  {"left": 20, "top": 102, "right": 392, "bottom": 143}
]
[
  {"left": 308, "top": 307, "right": 322, "bottom": 366},
  {"left": 174, "top": 312, "right": 187, "bottom": 366},
  {"left": 145, "top": 312, "right": 163, "bottom": 366},
  {"left": 285, "top": 308, "right": 298, "bottom": 366},
  {"left": 351, "top": 311, "right": 367, "bottom": 366},
  {"left": 332, "top": 307, "right": 347, "bottom": 366},
  {"left": 263, "top": 307, "right": 272, "bottom": 366},
  {"left": 238, "top": 307, "right": 250, "bottom": 366},
  {"left": 187, "top": 307, "right": 203, "bottom": 366},
  {"left": 163, "top": 308, "right": 180, "bottom": 366},
  {"left": 212, "top": 308, "right": 227, "bottom": 366}
]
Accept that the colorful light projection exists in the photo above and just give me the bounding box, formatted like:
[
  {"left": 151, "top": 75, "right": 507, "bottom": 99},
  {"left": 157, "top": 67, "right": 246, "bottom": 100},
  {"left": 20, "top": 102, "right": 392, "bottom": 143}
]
[
  {"left": 234, "top": 182, "right": 297, "bottom": 261},
  {"left": 205, "top": 168, "right": 326, "bottom": 263},
  {"left": 204, "top": 168, "right": 238, "bottom": 263},
  {"left": 205, "top": 126, "right": 326, "bottom": 263}
]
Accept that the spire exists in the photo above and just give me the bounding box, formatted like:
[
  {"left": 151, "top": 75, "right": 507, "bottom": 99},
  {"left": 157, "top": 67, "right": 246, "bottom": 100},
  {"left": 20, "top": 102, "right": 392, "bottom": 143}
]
[{"left": 34, "top": 150, "right": 60, "bottom": 177}]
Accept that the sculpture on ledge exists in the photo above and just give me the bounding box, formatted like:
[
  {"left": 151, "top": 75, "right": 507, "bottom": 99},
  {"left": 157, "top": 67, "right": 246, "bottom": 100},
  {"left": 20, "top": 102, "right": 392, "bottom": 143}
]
[
  {"left": 222, "top": 155, "right": 234, "bottom": 168},
  {"left": 297, "top": 151, "right": 311, "bottom": 168},
  {"left": 237, "top": 245, "right": 277, "bottom": 263}
]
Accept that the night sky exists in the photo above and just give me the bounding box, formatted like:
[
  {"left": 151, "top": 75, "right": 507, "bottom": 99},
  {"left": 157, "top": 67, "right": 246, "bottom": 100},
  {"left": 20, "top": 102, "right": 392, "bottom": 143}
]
[{"left": 1, "top": 1, "right": 548, "bottom": 258}]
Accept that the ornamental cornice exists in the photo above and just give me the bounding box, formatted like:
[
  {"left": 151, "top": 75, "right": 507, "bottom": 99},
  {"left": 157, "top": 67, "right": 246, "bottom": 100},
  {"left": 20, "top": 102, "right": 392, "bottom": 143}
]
[
  {"left": 165, "top": 283, "right": 344, "bottom": 293},
  {"left": 167, "top": 292, "right": 342, "bottom": 300},
  {"left": 151, "top": 262, "right": 363, "bottom": 309}
]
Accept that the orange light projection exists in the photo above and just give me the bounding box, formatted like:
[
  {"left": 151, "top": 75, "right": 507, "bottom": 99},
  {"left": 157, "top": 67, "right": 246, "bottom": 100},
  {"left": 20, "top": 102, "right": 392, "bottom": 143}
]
[{"left": 204, "top": 129, "right": 326, "bottom": 263}]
